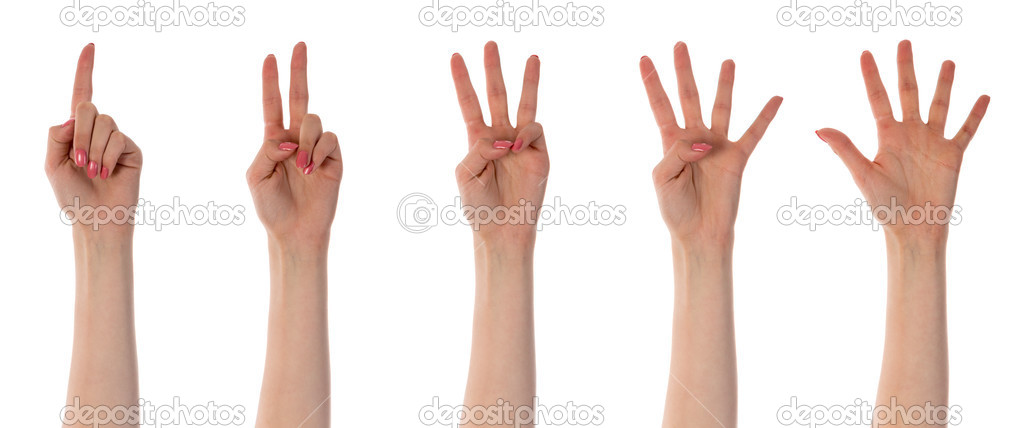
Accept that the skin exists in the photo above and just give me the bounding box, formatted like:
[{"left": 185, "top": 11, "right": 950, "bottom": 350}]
[
  {"left": 639, "top": 42, "right": 783, "bottom": 428},
  {"left": 247, "top": 42, "right": 341, "bottom": 428},
  {"left": 48, "top": 44, "right": 143, "bottom": 428},
  {"left": 450, "top": 41, "right": 547, "bottom": 428},
  {"left": 816, "top": 40, "right": 989, "bottom": 428}
]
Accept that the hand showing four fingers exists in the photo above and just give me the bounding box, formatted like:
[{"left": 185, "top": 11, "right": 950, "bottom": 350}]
[{"left": 640, "top": 42, "right": 783, "bottom": 245}]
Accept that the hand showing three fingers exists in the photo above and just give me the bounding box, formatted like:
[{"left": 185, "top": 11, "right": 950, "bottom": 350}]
[
  {"left": 246, "top": 42, "right": 342, "bottom": 249},
  {"left": 46, "top": 43, "right": 142, "bottom": 238},
  {"left": 451, "top": 42, "right": 548, "bottom": 246},
  {"left": 640, "top": 42, "right": 783, "bottom": 245},
  {"left": 817, "top": 40, "right": 990, "bottom": 244}
]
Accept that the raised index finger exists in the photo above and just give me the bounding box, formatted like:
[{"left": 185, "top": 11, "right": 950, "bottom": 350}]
[
  {"left": 450, "top": 53, "right": 485, "bottom": 129},
  {"left": 71, "top": 43, "right": 95, "bottom": 117},
  {"left": 261, "top": 54, "right": 285, "bottom": 131}
]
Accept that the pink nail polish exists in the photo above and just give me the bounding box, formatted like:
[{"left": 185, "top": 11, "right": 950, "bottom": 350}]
[
  {"left": 511, "top": 139, "right": 524, "bottom": 152},
  {"left": 493, "top": 140, "right": 513, "bottom": 149},
  {"left": 304, "top": 164, "right": 314, "bottom": 175},
  {"left": 297, "top": 151, "right": 309, "bottom": 168},
  {"left": 814, "top": 130, "right": 826, "bottom": 142},
  {"left": 100, "top": 167, "right": 109, "bottom": 179},
  {"left": 278, "top": 142, "right": 299, "bottom": 151},
  {"left": 692, "top": 143, "right": 712, "bottom": 152},
  {"left": 87, "top": 161, "right": 98, "bottom": 178},
  {"left": 61, "top": 118, "right": 75, "bottom": 128},
  {"left": 75, "top": 149, "right": 87, "bottom": 167}
]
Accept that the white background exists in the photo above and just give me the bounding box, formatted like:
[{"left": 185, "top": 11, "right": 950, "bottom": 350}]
[{"left": 0, "top": 0, "right": 1020, "bottom": 426}]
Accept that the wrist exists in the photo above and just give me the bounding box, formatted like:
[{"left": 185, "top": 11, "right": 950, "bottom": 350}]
[
  {"left": 884, "top": 230, "right": 947, "bottom": 260},
  {"left": 268, "top": 234, "right": 330, "bottom": 263},
  {"left": 672, "top": 235, "right": 734, "bottom": 260}
]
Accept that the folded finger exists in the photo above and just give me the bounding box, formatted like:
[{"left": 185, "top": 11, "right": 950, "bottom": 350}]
[{"left": 73, "top": 102, "right": 98, "bottom": 168}]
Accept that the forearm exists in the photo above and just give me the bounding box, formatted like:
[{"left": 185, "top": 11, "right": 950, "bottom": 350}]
[
  {"left": 876, "top": 234, "right": 948, "bottom": 427},
  {"left": 664, "top": 238, "right": 737, "bottom": 428},
  {"left": 66, "top": 230, "right": 138, "bottom": 428},
  {"left": 256, "top": 238, "right": 331, "bottom": 428},
  {"left": 464, "top": 239, "right": 536, "bottom": 428}
]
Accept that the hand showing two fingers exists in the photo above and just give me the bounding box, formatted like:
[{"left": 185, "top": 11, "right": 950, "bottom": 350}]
[{"left": 246, "top": 42, "right": 343, "bottom": 246}]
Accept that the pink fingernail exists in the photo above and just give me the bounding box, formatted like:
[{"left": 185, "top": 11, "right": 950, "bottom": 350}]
[
  {"left": 814, "top": 130, "right": 826, "bottom": 142},
  {"left": 297, "top": 151, "right": 309, "bottom": 168},
  {"left": 61, "top": 118, "right": 75, "bottom": 128},
  {"left": 493, "top": 140, "right": 513, "bottom": 149},
  {"left": 511, "top": 138, "right": 524, "bottom": 152},
  {"left": 692, "top": 143, "right": 712, "bottom": 152},
  {"left": 87, "top": 161, "right": 98, "bottom": 178},
  {"left": 75, "top": 149, "right": 87, "bottom": 167},
  {"left": 278, "top": 142, "right": 299, "bottom": 151},
  {"left": 304, "top": 164, "right": 314, "bottom": 175},
  {"left": 100, "top": 167, "right": 109, "bottom": 179}
]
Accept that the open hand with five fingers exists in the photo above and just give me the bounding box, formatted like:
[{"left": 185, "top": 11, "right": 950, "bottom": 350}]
[
  {"left": 46, "top": 43, "right": 142, "bottom": 238},
  {"left": 246, "top": 42, "right": 342, "bottom": 250},
  {"left": 451, "top": 41, "right": 548, "bottom": 248},
  {"left": 816, "top": 40, "right": 990, "bottom": 245},
  {"left": 640, "top": 42, "right": 783, "bottom": 246}
]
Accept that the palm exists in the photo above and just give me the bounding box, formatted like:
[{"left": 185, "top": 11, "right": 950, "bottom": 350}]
[
  {"left": 451, "top": 42, "right": 548, "bottom": 243},
  {"left": 49, "top": 161, "right": 140, "bottom": 213},
  {"left": 640, "top": 43, "right": 782, "bottom": 243},
  {"left": 656, "top": 128, "right": 745, "bottom": 240},
  {"left": 460, "top": 122, "right": 549, "bottom": 211},
  {"left": 817, "top": 41, "right": 989, "bottom": 241}
]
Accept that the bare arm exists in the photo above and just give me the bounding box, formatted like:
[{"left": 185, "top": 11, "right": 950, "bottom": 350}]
[{"left": 247, "top": 42, "right": 341, "bottom": 428}]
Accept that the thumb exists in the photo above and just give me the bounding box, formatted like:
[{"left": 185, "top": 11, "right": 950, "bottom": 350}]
[
  {"left": 815, "top": 128, "right": 873, "bottom": 180},
  {"left": 45, "top": 118, "right": 76, "bottom": 173},
  {"left": 246, "top": 139, "right": 298, "bottom": 186},
  {"left": 455, "top": 138, "right": 513, "bottom": 186},
  {"left": 652, "top": 140, "right": 712, "bottom": 184}
]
